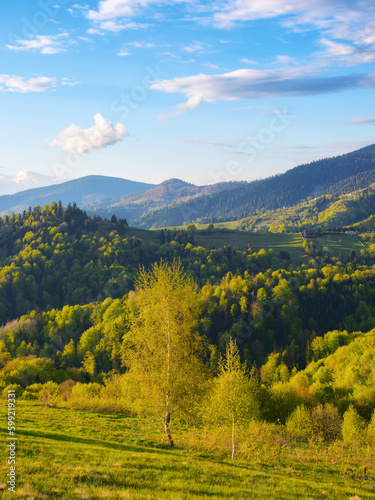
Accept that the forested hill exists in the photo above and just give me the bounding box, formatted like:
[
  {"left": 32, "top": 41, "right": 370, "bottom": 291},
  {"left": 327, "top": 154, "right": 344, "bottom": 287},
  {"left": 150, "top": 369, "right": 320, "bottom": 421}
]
[
  {"left": 0, "top": 175, "right": 155, "bottom": 216},
  {"left": 135, "top": 144, "right": 375, "bottom": 228}
]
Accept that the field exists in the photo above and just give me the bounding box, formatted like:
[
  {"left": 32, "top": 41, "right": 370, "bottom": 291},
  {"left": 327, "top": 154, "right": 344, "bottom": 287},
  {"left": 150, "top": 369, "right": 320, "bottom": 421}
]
[
  {"left": 101, "top": 220, "right": 370, "bottom": 260},
  {"left": 193, "top": 231, "right": 304, "bottom": 257},
  {"left": 1, "top": 401, "right": 375, "bottom": 499}
]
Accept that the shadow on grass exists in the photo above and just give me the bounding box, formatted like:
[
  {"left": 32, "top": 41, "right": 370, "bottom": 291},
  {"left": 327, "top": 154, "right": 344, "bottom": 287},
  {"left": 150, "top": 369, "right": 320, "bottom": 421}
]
[{"left": 16, "top": 428, "right": 175, "bottom": 456}]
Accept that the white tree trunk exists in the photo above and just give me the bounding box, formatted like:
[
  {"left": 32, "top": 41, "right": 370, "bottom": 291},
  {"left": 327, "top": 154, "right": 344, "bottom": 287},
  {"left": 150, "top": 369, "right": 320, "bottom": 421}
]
[{"left": 231, "top": 411, "right": 235, "bottom": 459}]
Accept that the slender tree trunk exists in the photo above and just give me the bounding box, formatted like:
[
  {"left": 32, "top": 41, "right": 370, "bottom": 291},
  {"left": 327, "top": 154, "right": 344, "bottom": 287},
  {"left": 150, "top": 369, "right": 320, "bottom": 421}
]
[
  {"left": 231, "top": 411, "right": 235, "bottom": 459},
  {"left": 165, "top": 394, "right": 174, "bottom": 447},
  {"left": 164, "top": 312, "right": 174, "bottom": 447}
]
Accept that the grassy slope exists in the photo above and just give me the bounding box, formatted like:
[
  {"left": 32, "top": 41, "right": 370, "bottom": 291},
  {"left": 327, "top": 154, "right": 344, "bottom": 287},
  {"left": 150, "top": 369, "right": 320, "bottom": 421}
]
[
  {"left": 1, "top": 402, "right": 375, "bottom": 499},
  {"left": 151, "top": 226, "right": 367, "bottom": 258}
]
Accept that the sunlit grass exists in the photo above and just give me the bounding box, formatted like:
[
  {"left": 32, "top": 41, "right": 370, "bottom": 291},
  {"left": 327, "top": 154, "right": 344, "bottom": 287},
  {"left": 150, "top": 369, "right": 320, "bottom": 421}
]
[{"left": 1, "top": 402, "right": 374, "bottom": 499}]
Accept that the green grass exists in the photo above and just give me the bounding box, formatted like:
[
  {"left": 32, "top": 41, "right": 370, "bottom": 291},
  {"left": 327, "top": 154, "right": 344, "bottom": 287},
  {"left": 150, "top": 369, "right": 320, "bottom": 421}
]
[
  {"left": 1, "top": 401, "right": 375, "bottom": 499},
  {"left": 101, "top": 219, "right": 370, "bottom": 261},
  {"left": 193, "top": 231, "right": 304, "bottom": 257},
  {"left": 312, "top": 233, "right": 368, "bottom": 257}
]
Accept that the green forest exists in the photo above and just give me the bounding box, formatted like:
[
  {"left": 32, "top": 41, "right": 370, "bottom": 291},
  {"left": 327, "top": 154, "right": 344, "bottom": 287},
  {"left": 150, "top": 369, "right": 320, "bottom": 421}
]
[{"left": 1, "top": 201, "right": 375, "bottom": 499}]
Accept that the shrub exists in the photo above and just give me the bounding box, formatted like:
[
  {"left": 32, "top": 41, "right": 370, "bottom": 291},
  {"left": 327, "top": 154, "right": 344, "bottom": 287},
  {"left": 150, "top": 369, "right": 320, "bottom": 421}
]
[
  {"left": 342, "top": 405, "right": 366, "bottom": 445},
  {"left": 286, "top": 405, "right": 313, "bottom": 440},
  {"left": 311, "top": 403, "right": 342, "bottom": 442},
  {"left": 270, "top": 382, "right": 304, "bottom": 423},
  {"left": 2, "top": 384, "right": 23, "bottom": 398},
  {"left": 22, "top": 383, "right": 43, "bottom": 400},
  {"left": 38, "top": 381, "right": 60, "bottom": 406}
]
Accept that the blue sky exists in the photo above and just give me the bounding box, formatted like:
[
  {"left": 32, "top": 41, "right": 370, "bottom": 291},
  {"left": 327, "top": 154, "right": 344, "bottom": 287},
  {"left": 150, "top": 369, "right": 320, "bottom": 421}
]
[{"left": 0, "top": 0, "right": 374, "bottom": 194}]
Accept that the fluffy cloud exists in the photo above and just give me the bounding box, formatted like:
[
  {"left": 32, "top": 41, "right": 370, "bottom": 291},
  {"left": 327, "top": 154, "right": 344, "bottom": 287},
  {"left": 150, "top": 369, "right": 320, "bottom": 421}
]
[
  {"left": 6, "top": 34, "right": 70, "bottom": 55},
  {"left": 86, "top": 0, "right": 157, "bottom": 31},
  {"left": 151, "top": 67, "right": 375, "bottom": 119},
  {"left": 0, "top": 75, "right": 56, "bottom": 93},
  {"left": 49, "top": 114, "right": 128, "bottom": 154}
]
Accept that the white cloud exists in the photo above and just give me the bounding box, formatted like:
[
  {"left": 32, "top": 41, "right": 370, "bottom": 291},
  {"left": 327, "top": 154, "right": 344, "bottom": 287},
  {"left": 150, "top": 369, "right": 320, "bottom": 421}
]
[
  {"left": 49, "top": 113, "right": 128, "bottom": 154},
  {"left": 0, "top": 170, "right": 57, "bottom": 196},
  {"left": 151, "top": 67, "right": 375, "bottom": 119},
  {"left": 157, "top": 93, "right": 204, "bottom": 121},
  {"left": 6, "top": 34, "right": 70, "bottom": 55},
  {"left": 274, "top": 55, "right": 295, "bottom": 64},
  {"left": 0, "top": 75, "right": 57, "bottom": 93},
  {"left": 117, "top": 49, "right": 131, "bottom": 56},
  {"left": 240, "top": 58, "right": 259, "bottom": 65},
  {"left": 183, "top": 40, "right": 212, "bottom": 53},
  {"left": 204, "top": 62, "right": 220, "bottom": 69},
  {"left": 98, "top": 20, "right": 147, "bottom": 31},
  {"left": 61, "top": 78, "right": 80, "bottom": 86},
  {"left": 86, "top": 0, "right": 154, "bottom": 31},
  {"left": 317, "top": 38, "right": 375, "bottom": 66},
  {"left": 211, "top": 0, "right": 374, "bottom": 33}
]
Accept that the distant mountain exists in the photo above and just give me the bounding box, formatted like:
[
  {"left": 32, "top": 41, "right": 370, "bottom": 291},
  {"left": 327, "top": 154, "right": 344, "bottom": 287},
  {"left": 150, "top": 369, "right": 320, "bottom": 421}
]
[
  {"left": 84, "top": 178, "right": 244, "bottom": 224},
  {"left": 0, "top": 175, "right": 155, "bottom": 215},
  {"left": 134, "top": 144, "right": 375, "bottom": 228}
]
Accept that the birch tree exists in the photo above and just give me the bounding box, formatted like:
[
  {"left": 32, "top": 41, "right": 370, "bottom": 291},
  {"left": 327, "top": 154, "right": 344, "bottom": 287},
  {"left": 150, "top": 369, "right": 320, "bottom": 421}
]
[
  {"left": 122, "top": 260, "right": 206, "bottom": 446},
  {"left": 206, "top": 339, "right": 259, "bottom": 459}
]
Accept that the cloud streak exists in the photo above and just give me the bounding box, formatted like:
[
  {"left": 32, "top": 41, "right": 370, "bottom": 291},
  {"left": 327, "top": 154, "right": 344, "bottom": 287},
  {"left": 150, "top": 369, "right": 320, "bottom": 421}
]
[
  {"left": 49, "top": 114, "right": 128, "bottom": 154},
  {"left": 0, "top": 75, "right": 57, "bottom": 93},
  {"left": 7, "top": 34, "right": 71, "bottom": 54},
  {"left": 151, "top": 67, "right": 375, "bottom": 118},
  {"left": 345, "top": 117, "right": 375, "bottom": 125}
]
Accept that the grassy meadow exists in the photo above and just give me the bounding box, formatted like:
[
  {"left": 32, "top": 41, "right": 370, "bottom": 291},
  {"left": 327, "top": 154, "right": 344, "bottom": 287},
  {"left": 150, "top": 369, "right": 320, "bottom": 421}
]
[{"left": 1, "top": 401, "right": 375, "bottom": 499}]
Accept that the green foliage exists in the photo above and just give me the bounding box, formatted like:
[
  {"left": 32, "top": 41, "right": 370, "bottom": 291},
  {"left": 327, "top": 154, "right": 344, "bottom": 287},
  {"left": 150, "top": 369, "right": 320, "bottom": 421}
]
[
  {"left": 122, "top": 261, "right": 208, "bottom": 445},
  {"left": 342, "top": 404, "right": 366, "bottom": 445},
  {"left": 285, "top": 405, "right": 313, "bottom": 440}
]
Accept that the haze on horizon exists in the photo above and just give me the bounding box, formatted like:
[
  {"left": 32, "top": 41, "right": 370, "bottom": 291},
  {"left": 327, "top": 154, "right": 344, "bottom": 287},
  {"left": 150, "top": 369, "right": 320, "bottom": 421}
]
[{"left": 1, "top": 0, "right": 374, "bottom": 195}]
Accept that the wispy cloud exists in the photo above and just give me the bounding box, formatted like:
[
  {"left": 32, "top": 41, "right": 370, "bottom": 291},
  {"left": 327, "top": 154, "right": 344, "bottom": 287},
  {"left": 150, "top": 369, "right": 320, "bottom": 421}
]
[
  {"left": 345, "top": 116, "right": 375, "bottom": 125},
  {"left": 7, "top": 34, "right": 71, "bottom": 54},
  {"left": 0, "top": 75, "right": 57, "bottom": 93},
  {"left": 183, "top": 40, "right": 212, "bottom": 53},
  {"left": 49, "top": 113, "right": 128, "bottom": 154},
  {"left": 117, "top": 49, "right": 131, "bottom": 56},
  {"left": 0, "top": 170, "right": 58, "bottom": 196},
  {"left": 240, "top": 58, "right": 259, "bottom": 65},
  {"left": 151, "top": 67, "right": 375, "bottom": 119},
  {"left": 61, "top": 78, "right": 80, "bottom": 87}
]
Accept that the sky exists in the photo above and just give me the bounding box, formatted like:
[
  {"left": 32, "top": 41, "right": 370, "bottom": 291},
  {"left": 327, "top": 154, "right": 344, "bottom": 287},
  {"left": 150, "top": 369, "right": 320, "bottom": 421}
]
[{"left": 0, "top": 0, "right": 375, "bottom": 194}]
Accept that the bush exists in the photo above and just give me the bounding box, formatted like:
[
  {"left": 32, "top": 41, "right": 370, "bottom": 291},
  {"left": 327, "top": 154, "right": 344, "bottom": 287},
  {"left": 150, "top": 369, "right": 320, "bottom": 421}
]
[
  {"left": 286, "top": 405, "right": 313, "bottom": 440},
  {"left": 38, "top": 381, "right": 60, "bottom": 406},
  {"left": 21, "top": 383, "right": 43, "bottom": 400},
  {"left": 2, "top": 384, "right": 23, "bottom": 398},
  {"left": 270, "top": 382, "right": 304, "bottom": 423},
  {"left": 342, "top": 405, "right": 366, "bottom": 445},
  {"left": 311, "top": 403, "right": 342, "bottom": 442}
]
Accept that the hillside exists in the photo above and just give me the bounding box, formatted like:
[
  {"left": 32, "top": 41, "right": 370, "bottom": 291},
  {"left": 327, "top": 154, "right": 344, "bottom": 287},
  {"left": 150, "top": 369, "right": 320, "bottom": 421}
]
[
  {"left": 135, "top": 144, "right": 375, "bottom": 228},
  {"left": 84, "top": 178, "right": 243, "bottom": 223},
  {"left": 0, "top": 175, "right": 155, "bottom": 216},
  {"left": 235, "top": 183, "right": 375, "bottom": 232}
]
